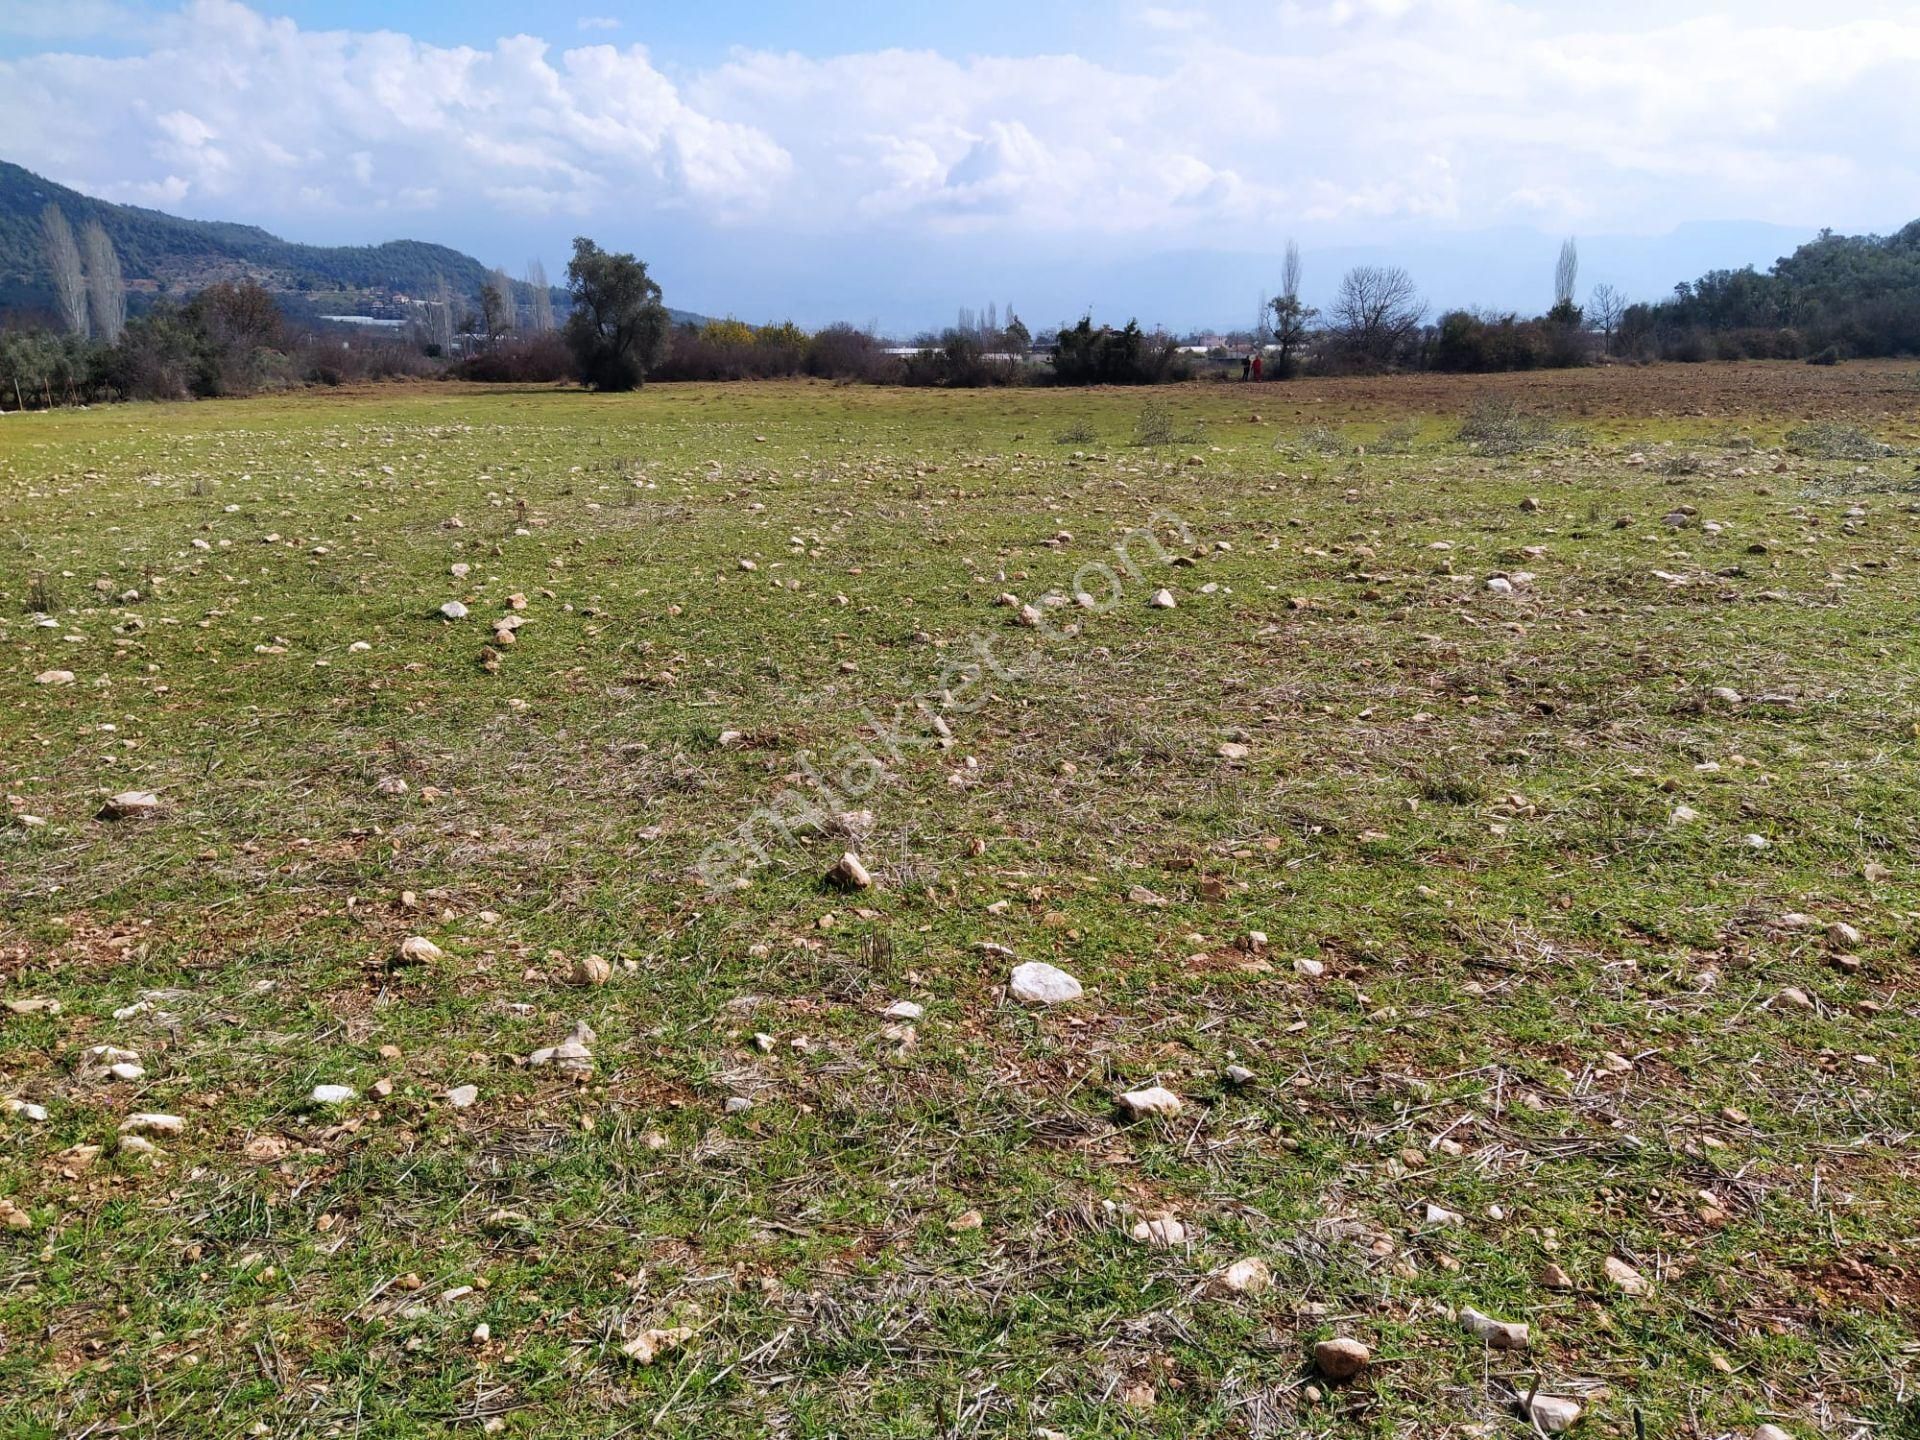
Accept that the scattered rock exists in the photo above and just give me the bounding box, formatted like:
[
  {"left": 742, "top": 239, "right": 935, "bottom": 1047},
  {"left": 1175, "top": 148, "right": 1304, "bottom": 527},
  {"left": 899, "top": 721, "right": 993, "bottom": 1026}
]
[
  {"left": 620, "top": 1325, "right": 694, "bottom": 1365},
  {"left": 1219, "top": 1256, "right": 1272, "bottom": 1294},
  {"left": 397, "top": 935, "right": 444, "bottom": 965},
  {"left": 1128, "top": 1214, "right": 1187, "bottom": 1246},
  {"left": 1603, "top": 1255, "right": 1649, "bottom": 1294},
  {"left": 947, "top": 1209, "right": 984, "bottom": 1232},
  {"left": 1538, "top": 1262, "right": 1574, "bottom": 1290},
  {"left": 1009, "top": 961, "right": 1082, "bottom": 1005},
  {"left": 0, "top": 1197, "right": 33, "bottom": 1231},
  {"left": 1828, "top": 920, "right": 1863, "bottom": 947},
  {"left": 98, "top": 790, "right": 162, "bottom": 820},
  {"left": 1149, "top": 588, "right": 1177, "bottom": 609},
  {"left": 1224, "top": 1064, "right": 1256, "bottom": 1085},
  {"left": 1118, "top": 1085, "right": 1184, "bottom": 1118},
  {"left": 1218, "top": 741, "right": 1251, "bottom": 761},
  {"left": 446, "top": 1084, "right": 479, "bottom": 1108},
  {"left": 826, "top": 851, "right": 873, "bottom": 890},
  {"left": 1521, "top": 1395, "right": 1583, "bottom": 1433},
  {"left": 724, "top": 1096, "right": 754, "bottom": 1114},
  {"left": 1752, "top": 1427, "right": 1793, "bottom": 1440},
  {"left": 1459, "top": 1307, "right": 1529, "bottom": 1350},
  {"left": 33, "top": 669, "right": 75, "bottom": 686},
  {"left": 883, "top": 1000, "right": 924, "bottom": 1021},
  {"left": 4, "top": 1098, "right": 49, "bottom": 1122},
  {"left": 439, "top": 601, "right": 469, "bottom": 621},
  {"left": 310, "top": 1084, "right": 356, "bottom": 1106},
  {"left": 569, "top": 954, "right": 613, "bottom": 987},
  {"left": 1314, "top": 1337, "right": 1371, "bottom": 1380},
  {"left": 119, "top": 1112, "right": 184, "bottom": 1136}
]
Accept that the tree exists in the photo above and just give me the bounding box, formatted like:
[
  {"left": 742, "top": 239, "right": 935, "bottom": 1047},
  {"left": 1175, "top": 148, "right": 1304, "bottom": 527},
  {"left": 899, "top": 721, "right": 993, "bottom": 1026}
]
[
  {"left": 80, "top": 220, "right": 126, "bottom": 344},
  {"left": 1547, "top": 237, "right": 1583, "bottom": 329},
  {"left": 1588, "top": 283, "right": 1625, "bottom": 353},
  {"left": 1002, "top": 315, "right": 1032, "bottom": 352},
  {"left": 563, "top": 237, "right": 671, "bottom": 391},
  {"left": 41, "top": 205, "right": 89, "bottom": 340},
  {"left": 525, "top": 259, "right": 554, "bottom": 333},
  {"left": 483, "top": 267, "right": 515, "bottom": 342},
  {"left": 1555, "top": 238, "right": 1579, "bottom": 308},
  {"left": 1329, "top": 266, "right": 1425, "bottom": 369},
  {"left": 1268, "top": 239, "right": 1318, "bottom": 378}
]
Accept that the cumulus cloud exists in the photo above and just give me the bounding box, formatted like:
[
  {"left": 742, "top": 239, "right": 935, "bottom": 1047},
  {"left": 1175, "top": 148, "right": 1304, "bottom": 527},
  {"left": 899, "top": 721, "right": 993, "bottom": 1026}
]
[{"left": 0, "top": 0, "right": 1914, "bottom": 245}]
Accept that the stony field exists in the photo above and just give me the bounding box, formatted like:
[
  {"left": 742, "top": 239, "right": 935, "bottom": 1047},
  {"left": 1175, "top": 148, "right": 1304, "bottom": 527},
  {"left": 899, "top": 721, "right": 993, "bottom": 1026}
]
[{"left": 4, "top": 363, "right": 1920, "bottom": 1438}]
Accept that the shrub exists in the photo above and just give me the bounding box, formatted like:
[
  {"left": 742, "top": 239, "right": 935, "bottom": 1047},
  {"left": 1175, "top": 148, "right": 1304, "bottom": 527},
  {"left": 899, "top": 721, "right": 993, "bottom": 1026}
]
[
  {"left": 451, "top": 332, "right": 573, "bottom": 383},
  {"left": 1784, "top": 422, "right": 1897, "bottom": 459},
  {"left": 1455, "top": 395, "right": 1574, "bottom": 455}
]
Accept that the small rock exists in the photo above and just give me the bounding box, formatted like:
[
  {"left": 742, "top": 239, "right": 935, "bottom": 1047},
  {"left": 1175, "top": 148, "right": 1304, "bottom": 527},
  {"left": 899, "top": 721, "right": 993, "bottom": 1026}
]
[
  {"left": 374, "top": 775, "right": 410, "bottom": 796},
  {"left": 1219, "top": 1256, "right": 1272, "bottom": 1294},
  {"left": 1424, "top": 1202, "right": 1465, "bottom": 1227},
  {"left": 1118, "top": 1085, "right": 1184, "bottom": 1118},
  {"left": 826, "top": 851, "right": 873, "bottom": 890},
  {"left": 1313, "top": 1336, "right": 1371, "bottom": 1380},
  {"left": 1603, "top": 1255, "right": 1649, "bottom": 1294},
  {"left": 119, "top": 1112, "right": 184, "bottom": 1136},
  {"left": 1752, "top": 1427, "right": 1793, "bottom": 1440},
  {"left": 1538, "top": 1262, "right": 1573, "bottom": 1290},
  {"left": 569, "top": 954, "right": 613, "bottom": 987},
  {"left": 1669, "top": 805, "right": 1700, "bottom": 824},
  {"left": 883, "top": 1000, "right": 924, "bottom": 1021},
  {"left": 1828, "top": 921, "right": 1863, "bottom": 947},
  {"left": 397, "top": 936, "right": 444, "bottom": 965},
  {"left": 446, "top": 1085, "right": 479, "bottom": 1108},
  {"left": 1009, "top": 961, "right": 1082, "bottom": 1005},
  {"left": 1459, "top": 1307, "right": 1528, "bottom": 1350},
  {"left": 1294, "top": 957, "right": 1325, "bottom": 979},
  {"left": 98, "top": 790, "right": 162, "bottom": 820},
  {"left": 34, "top": 669, "right": 76, "bottom": 686},
  {"left": 1778, "top": 986, "right": 1813, "bottom": 1010},
  {"left": 1521, "top": 1395, "right": 1583, "bottom": 1434},
  {"left": 1224, "top": 1064, "right": 1256, "bottom": 1085},
  {"left": 311, "top": 1084, "right": 356, "bottom": 1106},
  {"left": 947, "top": 1209, "right": 984, "bottom": 1232},
  {"left": 439, "top": 601, "right": 469, "bottom": 621},
  {"left": 1149, "top": 588, "right": 1177, "bottom": 609},
  {"left": 1218, "top": 741, "right": 1251, "bottom": 761},
  {"left": 1709, "top": 686, "right": 1743, "bottom": 704},
  {"left": 4, "top": 1098, "right": 49, "bottom": 1122},
  {"left": 621, "top": 1325, "right": 694, "bottom": 1365},
  {"left": 1128, "top": 1215, "right": 1187, "bottom": 1246},
  {"left": 724, "top": 1096, "right": 753, "bottom": 1114},
  {"left": 1485, "top": 576, "right": 1514, "bottom": 594}
]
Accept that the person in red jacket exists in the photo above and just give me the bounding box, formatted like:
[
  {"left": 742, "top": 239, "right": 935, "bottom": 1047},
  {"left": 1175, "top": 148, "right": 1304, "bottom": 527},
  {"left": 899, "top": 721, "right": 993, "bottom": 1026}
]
[{"left": 1251, "top": 352, "right": 1264, "bottom": 382}]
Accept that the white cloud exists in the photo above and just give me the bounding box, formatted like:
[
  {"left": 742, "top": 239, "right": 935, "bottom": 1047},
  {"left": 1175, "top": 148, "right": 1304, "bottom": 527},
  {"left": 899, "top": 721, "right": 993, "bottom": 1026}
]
[{"left": 0, "top": 0, "right": 1914, "bottom": 249}]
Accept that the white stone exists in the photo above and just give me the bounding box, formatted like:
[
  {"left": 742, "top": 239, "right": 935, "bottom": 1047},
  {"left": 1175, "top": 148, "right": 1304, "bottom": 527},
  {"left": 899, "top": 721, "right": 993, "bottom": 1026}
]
[
  {"left": 34, "top": 669, "right": 76, "bottom": 686},
  {"left": 446, "top": 1084, "right": 479, "bottom": 1108},
  {"left": 1118, "top": 1085, "right": 1184, "bottom": 1118},
  {"left": 883, "top": 1001, "right": 924, "bottom": 1021},
  {"left": 119, "top": 1112, "right": 184, "bottom": 1136},
  {"left": 1220, "top": 1256, "right": 1272, "bottom": 1293},
  {"left": 1129, "top": 1215, "right": 1187, "bottom": 1246},
  {"left": 1009, "top": 961, "right": 1082, "bottom": 1005},
  {"left": 439, "top": 601, "right": 469, "bottom": 620},
  {"left": 398, "top": 936, "right": 444, "bottom": 964},
  {"left": 311, "top": 1084, "right": 356, "bottom": 1105},
  {"left": 1522, "top": 1396, "right": 1582, "bottom": 1434},
  {"left": 1459, "top": 1307, "right": 1529, "bottom": 1350},
  {"left": 1149, "top": 588, "right": 1177, "bottom": 609},
  {"left": 99, "top": 790, "right": 161, "bottom": 819},
  {"left": 1314, "top": 1337, "right": 1371, "bottom": 1379}
]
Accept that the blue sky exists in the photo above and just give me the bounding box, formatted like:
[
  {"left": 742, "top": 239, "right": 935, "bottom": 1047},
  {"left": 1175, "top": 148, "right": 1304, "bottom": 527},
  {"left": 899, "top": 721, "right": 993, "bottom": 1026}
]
[{"left": 2, "top": 0, "right": 1915, "bottom": 331}]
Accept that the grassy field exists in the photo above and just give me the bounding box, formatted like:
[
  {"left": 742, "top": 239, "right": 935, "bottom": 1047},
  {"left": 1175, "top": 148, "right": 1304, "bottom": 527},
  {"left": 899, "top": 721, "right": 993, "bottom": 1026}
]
[{"left": 4, "top": 363, "right": 1920, "bottom": 1438}]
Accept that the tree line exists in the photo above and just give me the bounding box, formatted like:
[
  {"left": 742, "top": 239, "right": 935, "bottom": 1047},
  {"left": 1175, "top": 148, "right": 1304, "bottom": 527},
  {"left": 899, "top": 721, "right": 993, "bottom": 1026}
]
[{"left": 8, "top": 221, "right": 1920, "bottom": 408}]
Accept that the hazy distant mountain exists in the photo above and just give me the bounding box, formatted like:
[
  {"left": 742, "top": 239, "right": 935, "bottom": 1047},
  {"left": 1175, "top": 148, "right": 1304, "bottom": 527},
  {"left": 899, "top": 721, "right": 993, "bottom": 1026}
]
[{"left": 0, "top": 160, "right": 705, "bottom": 327}]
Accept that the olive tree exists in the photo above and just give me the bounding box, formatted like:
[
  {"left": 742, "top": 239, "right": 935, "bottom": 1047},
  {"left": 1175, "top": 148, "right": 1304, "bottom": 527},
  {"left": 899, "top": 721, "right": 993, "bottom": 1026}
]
[{"left": 563, "top": 237, "right": 671, "bottom": 391}]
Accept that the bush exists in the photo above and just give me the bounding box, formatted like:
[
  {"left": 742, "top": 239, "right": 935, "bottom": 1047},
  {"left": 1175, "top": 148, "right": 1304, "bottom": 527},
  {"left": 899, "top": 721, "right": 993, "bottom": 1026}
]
[
  {"left": 452, "top": 333, "right": 573, "bottom": 383},
  {"left": 1784, "top": 422, "right": 1896, "bottom": 459},
  {"left": 1455, "top": 394, "right": 1574, "bottom": 455},
  {"left": 805, "top": 324, "right": 897, "bottom": 383}
]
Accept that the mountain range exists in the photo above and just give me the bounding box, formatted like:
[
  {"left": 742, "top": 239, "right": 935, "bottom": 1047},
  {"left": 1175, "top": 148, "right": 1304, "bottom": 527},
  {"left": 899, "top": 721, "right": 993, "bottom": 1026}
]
[{"left": 0, "top": 160, "right": 706, "bottom": 329}]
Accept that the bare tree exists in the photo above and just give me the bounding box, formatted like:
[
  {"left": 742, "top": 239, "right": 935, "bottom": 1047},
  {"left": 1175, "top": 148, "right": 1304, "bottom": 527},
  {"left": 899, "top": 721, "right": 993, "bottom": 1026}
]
[
  {"left": 38, "top": 265, "right": 83, "bottom": 366},
  {"left": 484, "top": 267, "right": 515, "bottom": 341},
  {"left": 80, "top": 220, "right": 125, "bottom": 344},
  {"left": 1268, "top": 238, "right": 1317, "bottom": 377},
  {"left": 525, "top": 259, "right": 554, "bottom": 333},
  {"left": 41, "top": 205, "right": 90, "bottom": 339},
  {"left": 1330, "top": 265, "right": 1424, "bottom": 369},
  {"left": 1589, "top": 282, "right": 1625, "bottom": 353},
  {"left": 429, "top": 273, "right": 456, "bottom": 354},
  {"left": 1555, "top": 238, "right": 1579, "bottom": 309}
]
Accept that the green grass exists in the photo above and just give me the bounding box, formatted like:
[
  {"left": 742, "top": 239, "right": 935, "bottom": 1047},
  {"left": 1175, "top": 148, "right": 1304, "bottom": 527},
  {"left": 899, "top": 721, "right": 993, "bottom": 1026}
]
[{"left": 3, "top": 372, "right": 1919, "bottom": 1436}]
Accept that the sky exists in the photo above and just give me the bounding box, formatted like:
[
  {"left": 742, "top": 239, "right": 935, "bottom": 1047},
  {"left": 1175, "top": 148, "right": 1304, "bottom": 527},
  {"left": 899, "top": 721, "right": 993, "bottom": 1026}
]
[{"left": 1, "top": 0, "right": 1916, "bottom": 332}]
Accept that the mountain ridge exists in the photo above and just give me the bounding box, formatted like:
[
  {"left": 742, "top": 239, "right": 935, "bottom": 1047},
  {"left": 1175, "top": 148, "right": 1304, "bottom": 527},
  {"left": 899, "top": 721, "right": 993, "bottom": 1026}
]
[{"left": 0, "top": 160, "right": 706, "bottom": 328}]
